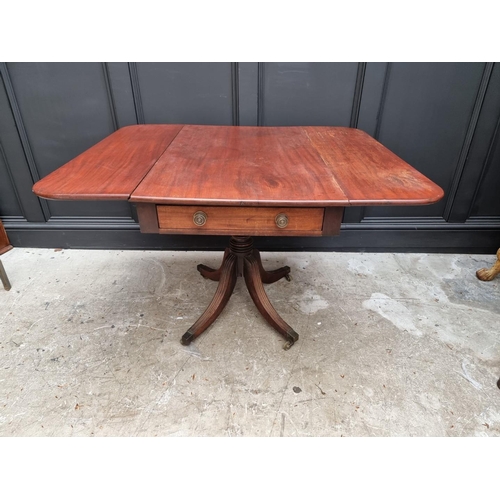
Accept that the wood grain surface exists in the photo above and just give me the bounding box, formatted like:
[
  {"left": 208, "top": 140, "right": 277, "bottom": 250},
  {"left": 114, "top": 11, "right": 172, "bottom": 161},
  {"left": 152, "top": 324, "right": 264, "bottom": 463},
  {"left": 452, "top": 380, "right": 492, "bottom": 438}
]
[
  {"left": 304, "top": 127, "right": 445, "bottom": 205},
  {"left": 32, "top": 125, "right": 182, "bottom": 200},
  {"left": 130, "top": 125, "right": 443, "bottom": 206},
  {"left": 33, "top": 124, "right": 444, "bottom": 208},
  {"left": 130, "top": 125, "right": 348, "bottom": 206},
  {"left": 156, "top": 205, "right": 325, "bottom": 236}
]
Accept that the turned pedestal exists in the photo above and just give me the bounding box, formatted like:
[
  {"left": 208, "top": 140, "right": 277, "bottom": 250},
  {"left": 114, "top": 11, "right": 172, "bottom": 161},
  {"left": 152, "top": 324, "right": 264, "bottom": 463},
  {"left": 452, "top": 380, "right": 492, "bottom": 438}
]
[{"left": 180, "top": 236, "right": 298, "bottom": 350}]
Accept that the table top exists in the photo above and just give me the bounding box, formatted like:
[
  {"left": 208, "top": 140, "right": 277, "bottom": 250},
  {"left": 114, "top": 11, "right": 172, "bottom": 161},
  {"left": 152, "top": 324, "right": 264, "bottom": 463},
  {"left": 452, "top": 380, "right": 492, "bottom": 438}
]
[{"left": 33, "top": 124, "right": 444, "bottom": 207}]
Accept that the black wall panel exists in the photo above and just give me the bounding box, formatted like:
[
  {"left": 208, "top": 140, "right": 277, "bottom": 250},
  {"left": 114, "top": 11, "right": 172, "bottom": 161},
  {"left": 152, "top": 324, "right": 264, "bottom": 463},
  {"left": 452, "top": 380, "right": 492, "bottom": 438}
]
[
  {"left": 0, "top": 62, "right": 499, "bottom": 253},
  {"left": 0, "top": 143, "right": 21, "bottom": 216},
  {"left": 261, "top": 62, "right": 358, "bottom": 126},
  {"left": 365, "top": 62, "right": 485, "bottom": 219},
  {"left": 7, "top": 62, "right": 117, "bottom": 179},
  {"left": 134, "top": 62, "right": 235, "bottom": 125},
  {"left": 448, "top": 63, "right": 500, "bottom": 223},
  {"left": 104, "top": 63, "right": 138, "bottom": 129},
  {"left": 357, "top": 63, "right": 388, "bottom": 137},
  {"left": 470, "top": 127, "right": 500, "bottom": 217},
  {"left": 0, "top": 67, "right": 45, "bottom": 222},
  {"left": 5, "top": 62, "right": 132, "bottom": 219}
]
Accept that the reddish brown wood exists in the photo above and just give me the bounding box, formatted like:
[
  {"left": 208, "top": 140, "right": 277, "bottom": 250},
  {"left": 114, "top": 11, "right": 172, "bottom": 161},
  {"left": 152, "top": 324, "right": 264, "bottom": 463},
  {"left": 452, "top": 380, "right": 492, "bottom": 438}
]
[
  {"left": 304, "top": 127, "right": 444, "bottom": 205},
  {"left": 197, "top": 249, "right": 230, "bottom": 281},
  {"left": 322, "top": 207, "right": 344, "bottom": 236},
  {"left": 32, "top": 125, "right": 183, "bottom": 200},
  {"left": 251, "top": 249, "right": 291, "bottom": 284},
  {"left": 31, "top": 124, "right": 445, "bottom": 351},
  {"left": 130, "top": 125, "right": 443, "bottom": 207},
  {"left": 181, "top": 236, "right": 297, "bottom": 348},
  {"left": 136, "top": 203, "right": 159, "bottom": 234},
  {"left": 243, "top": 253, "right": 298, "bottom": 349},
  {"left": 197, "top": 248, "right": 291, "bottom": 285},
  {"left": 130, "top": 125, "right": 348, "bottom": 206},
  {"left": 33, "top": 124, "right": 444, "bottom": 208},
  {"left": 0, "top": 221, "right": 12, "bottom": 255},
  {"left": 156, "top": 205, "right": 324, "bottom": 236},
  {"left": 181, "top": 252, "right": 238, "bottom": 346}
]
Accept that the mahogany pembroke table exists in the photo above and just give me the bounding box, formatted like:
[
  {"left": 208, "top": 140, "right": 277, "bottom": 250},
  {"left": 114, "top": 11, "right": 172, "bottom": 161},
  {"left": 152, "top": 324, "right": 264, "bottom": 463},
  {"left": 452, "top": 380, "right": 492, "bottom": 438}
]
[{"left": 33, "top": 125, "right": 444, "bottom": 350}]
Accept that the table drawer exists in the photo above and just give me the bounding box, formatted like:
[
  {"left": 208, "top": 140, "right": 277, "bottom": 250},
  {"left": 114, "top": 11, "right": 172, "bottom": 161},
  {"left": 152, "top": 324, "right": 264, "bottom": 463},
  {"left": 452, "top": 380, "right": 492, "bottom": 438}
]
[{"left": 156, "top": 205, "right": 325, "bottom": 236}]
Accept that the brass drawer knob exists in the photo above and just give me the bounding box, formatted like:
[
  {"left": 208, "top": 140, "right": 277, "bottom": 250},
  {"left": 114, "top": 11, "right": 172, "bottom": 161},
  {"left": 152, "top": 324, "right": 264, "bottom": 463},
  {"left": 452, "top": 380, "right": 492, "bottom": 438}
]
[
  {"left": 275, "top": 213, "right": 289, "bottom": 228},
  {"left": 193, "top": 211, "right": 208, "bottom": 226}
]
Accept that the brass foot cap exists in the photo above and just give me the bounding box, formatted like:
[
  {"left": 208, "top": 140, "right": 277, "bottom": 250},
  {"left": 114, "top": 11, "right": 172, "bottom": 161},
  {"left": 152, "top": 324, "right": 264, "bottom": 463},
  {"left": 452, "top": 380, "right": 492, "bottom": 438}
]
[{"left": 181, "top": 332, "right": 195, "bottom": 345}]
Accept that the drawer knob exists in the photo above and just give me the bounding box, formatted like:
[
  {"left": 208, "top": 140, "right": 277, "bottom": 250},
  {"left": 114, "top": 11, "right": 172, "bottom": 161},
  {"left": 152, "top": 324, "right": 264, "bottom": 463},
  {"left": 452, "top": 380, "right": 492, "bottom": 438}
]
[
  {"left": 275, "top": 213, "right": 289, "bottom": 228},
  {"left": 193, "top": 211, "right": 208, "bottom": 226}
]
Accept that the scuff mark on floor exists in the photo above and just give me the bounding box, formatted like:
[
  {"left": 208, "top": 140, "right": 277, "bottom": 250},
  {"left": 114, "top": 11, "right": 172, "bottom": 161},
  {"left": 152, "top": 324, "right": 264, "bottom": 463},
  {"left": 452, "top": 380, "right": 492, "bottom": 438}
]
[
  {"left": 459, "top": 360, "right": 482, "bottom": 390},
  {"left": 297, "top": 290, "right": 329, "bottom": 314},
  {"left": 362, "top": 293, "right": 423, "bottom": 336}
]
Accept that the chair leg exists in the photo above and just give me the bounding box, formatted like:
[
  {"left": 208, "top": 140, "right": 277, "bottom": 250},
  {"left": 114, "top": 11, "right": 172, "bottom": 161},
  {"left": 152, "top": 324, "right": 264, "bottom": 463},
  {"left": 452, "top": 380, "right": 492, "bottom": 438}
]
[{"left": 0, "top": 260, "right": 11, "bottom": 291}]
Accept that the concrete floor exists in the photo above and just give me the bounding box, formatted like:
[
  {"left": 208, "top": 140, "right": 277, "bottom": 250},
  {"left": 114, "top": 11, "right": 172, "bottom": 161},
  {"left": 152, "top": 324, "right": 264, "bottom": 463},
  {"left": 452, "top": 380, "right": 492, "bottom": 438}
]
[{"left": 0, "top": 247, "right": 499, "bottom": 436}]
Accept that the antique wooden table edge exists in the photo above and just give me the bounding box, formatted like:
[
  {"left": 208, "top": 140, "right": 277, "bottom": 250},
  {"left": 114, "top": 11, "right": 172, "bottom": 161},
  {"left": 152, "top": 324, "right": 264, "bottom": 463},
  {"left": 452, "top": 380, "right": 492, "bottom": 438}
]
[{"left": 33, "top": 124, "right": 444, "bottom": 350}]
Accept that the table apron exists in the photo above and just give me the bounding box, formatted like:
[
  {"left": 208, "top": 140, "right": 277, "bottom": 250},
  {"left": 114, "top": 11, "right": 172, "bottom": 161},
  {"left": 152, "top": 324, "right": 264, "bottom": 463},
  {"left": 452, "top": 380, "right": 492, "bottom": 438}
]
[{"left": 135, "top": 204, "right": 343, "bottom": 237}]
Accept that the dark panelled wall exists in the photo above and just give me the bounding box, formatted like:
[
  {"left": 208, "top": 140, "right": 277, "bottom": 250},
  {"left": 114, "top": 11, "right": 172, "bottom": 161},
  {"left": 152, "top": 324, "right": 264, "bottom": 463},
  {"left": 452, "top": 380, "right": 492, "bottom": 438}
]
[{"left": 0, "top": 62, "right": 499, "bottom": 253}]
